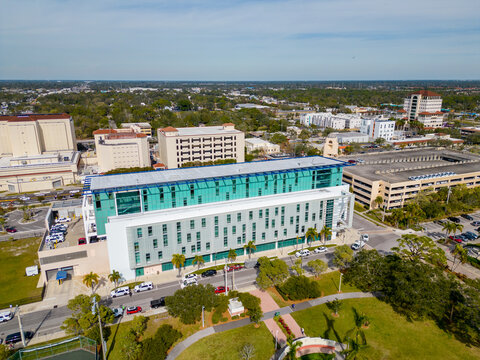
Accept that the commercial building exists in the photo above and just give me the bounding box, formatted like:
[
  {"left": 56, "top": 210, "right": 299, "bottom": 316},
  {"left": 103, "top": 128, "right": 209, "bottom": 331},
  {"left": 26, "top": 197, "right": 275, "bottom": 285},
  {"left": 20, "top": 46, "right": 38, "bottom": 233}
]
[
  {"left": 157, "top": 124, "right": 245, "bottom": 169},
  {"left": 360, "top": 118, "right": 395, "bottom": 141},
  {"left": 82, "top": 157, "right": 354, "bottom": 280},
  {"left": 93, "top": 129, "right": 151, "bottom": 173},
  {"left": 403, "top": 90, "right": 444, "bottom": 128},
  {"left": 0, "top": 114, "right": 79, "bottom": 192},
  {"left": 120, "top": 123, "right": 152, "bottom": 137},
  {"left": 245, "top": 138, "right": 281, "bottom": 154},
  {"left": 300, "top": 113, "right": 362, "bottom": 130},
  {"left": 342, "top": 149, "right": 480, "bottom": 209},
  {"left": 330, "top": 132, "right": 369, "bottom": 144},
  {"left": 388, "top": 133, "right": 463, "bottom": 147}
]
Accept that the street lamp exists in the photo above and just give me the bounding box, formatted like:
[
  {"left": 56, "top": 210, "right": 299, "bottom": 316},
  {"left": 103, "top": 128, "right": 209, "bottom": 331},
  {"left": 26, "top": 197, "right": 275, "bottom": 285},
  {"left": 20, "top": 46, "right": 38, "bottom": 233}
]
[
  {"left": 15, "top": 306, "right": 26, "bottom": 347},
  {"left": 338, "top": 272, "right": 343, "bottom": 293},
  {"left": 91, "top": 297, "right": 107, "bottom": 360},
  {"left": 202, "top": 306, "right": 205, "bottom": 328}
]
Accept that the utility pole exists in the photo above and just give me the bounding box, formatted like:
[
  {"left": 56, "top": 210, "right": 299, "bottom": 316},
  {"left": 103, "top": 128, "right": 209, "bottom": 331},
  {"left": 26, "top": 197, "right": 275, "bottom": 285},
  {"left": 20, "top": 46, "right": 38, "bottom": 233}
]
[
  {"left": 92, "top": 298, "right": 107, "bottom": 360},
  {"left": 275, "top": 330, "right": 278, "bottom": 349},
  {"left": 224, "top": 260, "right": 228, "bottom": 296},
  {"left": 446, "top": 186, "right": 452, "bottom": 204},
  {"left": 202, "top": 306, "right": 205, "bottom": 328},
  {"left": 338, "top": 272, "right": 343, "bottom": 293},
  {"left": 382, "top": 204, "right": 386, "bottom": 222},
  {"left": 16, "top": 306, "right": 25, "bottom": 347}
]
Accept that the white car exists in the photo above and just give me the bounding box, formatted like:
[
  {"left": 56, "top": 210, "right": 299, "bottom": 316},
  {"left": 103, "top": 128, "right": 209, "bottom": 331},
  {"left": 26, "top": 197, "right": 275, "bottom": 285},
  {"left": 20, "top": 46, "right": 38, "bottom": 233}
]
[
  {"left": 0, "top": 311, "right": 13, "bottom": 323},
  {"left": 351, "top": 240, "right": 366, "bottom": 251},
  {"left": 361, "top": 234, "right": 369, "bottom": 242},
  {"left": 111, "top": 307, "right": 124, "bottom": 318},
  {"left": 314, "top": 246, "right": 327, "bottom": 254},
  {"left": 183, "top": 273, "right": 198, "bottom": 281},
  {"left": 56, "top": 217, "right": 71, "bottom": 223},
  {"left": 19, "top": 196, "right": 30, "bottom": 201},
  {"left": 111, "top": 286, "right": 130, "bottom": 298},
  {"left": 295, "top": 249, "right": 310, "bottom": 258},
  {"left": 134, "top": 281, "right": 153, "bottom": 293},
  {"left": 181, "top": 278, "right": 198, "bottom": 289},
  {"left": 69, "top": 190, "right": 80, "bottom": 194}
]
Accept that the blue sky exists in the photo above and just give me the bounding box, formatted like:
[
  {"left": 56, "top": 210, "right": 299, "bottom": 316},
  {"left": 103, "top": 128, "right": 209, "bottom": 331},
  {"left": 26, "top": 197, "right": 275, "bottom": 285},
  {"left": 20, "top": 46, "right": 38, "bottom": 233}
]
[{"left": 0, "top": 0, "right": 479, "bottom": 80}]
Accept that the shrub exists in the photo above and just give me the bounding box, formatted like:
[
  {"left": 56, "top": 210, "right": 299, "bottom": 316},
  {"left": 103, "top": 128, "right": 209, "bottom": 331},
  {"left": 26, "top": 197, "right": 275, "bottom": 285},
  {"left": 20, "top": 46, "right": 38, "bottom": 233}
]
[
  {"left": 240, "top": 313, "right": 246, "bottom": 317},
  {"left": 212, "top": 310, "right": 222, "bottom": 324},
  {"left": 277, "top": 275, "right": 321, "bottom": 300},
  {"left": 141, "top": 324, "right": 182, "bottom": 360},
  {"left": 232, "top": 315, "right": 239, "bottom": 320}
]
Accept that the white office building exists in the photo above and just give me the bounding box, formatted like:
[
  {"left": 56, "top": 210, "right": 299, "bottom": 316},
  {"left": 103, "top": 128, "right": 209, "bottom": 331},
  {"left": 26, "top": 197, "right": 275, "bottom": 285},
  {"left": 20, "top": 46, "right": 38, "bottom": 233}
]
[
  {"left": 360, "top": 119, "right": 395, "bottom": 141},
  {"left": 403, "top": 90, "right": 444, "bottom": 128},
  {"left": 300, "top": 113, "right": 362, "bottom": 130}
]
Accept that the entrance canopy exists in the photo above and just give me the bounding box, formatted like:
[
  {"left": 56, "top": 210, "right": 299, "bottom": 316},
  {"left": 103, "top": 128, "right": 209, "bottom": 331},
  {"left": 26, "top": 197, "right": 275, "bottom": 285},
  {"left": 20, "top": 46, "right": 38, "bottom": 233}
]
[{"left": 56, "top": 270, "right": 68, "bottom": 281}]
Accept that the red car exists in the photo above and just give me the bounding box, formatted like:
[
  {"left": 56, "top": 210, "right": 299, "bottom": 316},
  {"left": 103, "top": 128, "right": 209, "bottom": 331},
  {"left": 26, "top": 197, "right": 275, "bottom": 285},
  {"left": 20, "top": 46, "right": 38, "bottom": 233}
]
[
  {"left": 226, "top": 265, "right": 243, "bottom": 272},
  {"left": 78, "top": 238, "right": 86, "bottom": 245},
  {"left": 449, "top": 236, "right": 463, "bottom": 243},
  {"left": 126, "top": 306, "right": 142, "bottom": 315},
  {"left": 214, "top": 286, "right": 230, "bottom": 294},
  {"left": 6, "top": 227, "right": 17, "bottom": 233}
]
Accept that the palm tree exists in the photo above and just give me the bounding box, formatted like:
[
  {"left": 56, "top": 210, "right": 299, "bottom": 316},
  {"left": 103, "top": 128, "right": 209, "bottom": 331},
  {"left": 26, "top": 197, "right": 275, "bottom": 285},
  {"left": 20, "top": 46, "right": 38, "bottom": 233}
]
[
  {"left": 452, "top": 223, "right": 464, "bottom": 238},
  {"left": 172, "top": 253, "right": 186, "bottom": 276},
  {"left": 244, "top": 241, "right": 256, "bottom": 260},
  {"left": 319, "top": 225, "right": 332, "bottom": 245},
  {"left": 345, "top": 309, "right": 368, "bottom": 348},
  {"left": 192, "top": 255, "right": 205, "bottom": 270},
  {"left": 442, "top": 221, "right": 456, "bottom": 240},
  {"left": 286, "top": 336, "right": 302, "bottom": 360},
  {"left": 304, "top": 227, "right": 318, "bottom": 247},
  {"left": 373, "top": 195, "right": 383, "bottom": 209},
  {"left": 451, "top": 244, "right": 468, "bottom": 271},
  {"left": 83, "top": 272, "right": 99, "bottom": 294},
  {"left": 228, "top": 248, "right": 237, "bottom": 263},
  {"left": 108, "top": 270, "right": 121, "bottom": 290},
  {"left": 343, "top": 337, "right": 367, "bottom": 360}
]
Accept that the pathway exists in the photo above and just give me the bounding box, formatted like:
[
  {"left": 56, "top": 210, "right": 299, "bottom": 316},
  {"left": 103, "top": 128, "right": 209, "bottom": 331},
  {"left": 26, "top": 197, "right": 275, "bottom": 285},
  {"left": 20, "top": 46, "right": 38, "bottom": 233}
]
[{"left": 166, "top": 291, "right": 376, "bottom": 359}]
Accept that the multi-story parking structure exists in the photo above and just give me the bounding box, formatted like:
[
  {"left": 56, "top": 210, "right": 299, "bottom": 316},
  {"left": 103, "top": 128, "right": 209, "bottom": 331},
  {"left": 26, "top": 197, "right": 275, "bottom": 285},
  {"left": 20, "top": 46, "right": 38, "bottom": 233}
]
[
  {"left": 82, "top": 157, "right": 354, "bottom": 280},
  {"left": 343, "top": 149, "right": 480, "bottom": 209}
]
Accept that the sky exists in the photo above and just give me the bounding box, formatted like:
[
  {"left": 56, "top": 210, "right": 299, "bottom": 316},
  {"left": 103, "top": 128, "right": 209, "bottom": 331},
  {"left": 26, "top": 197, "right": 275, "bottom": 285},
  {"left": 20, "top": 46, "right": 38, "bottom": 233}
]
[{"left": 0, "top": 0, "right": 479, "bottom": 81}]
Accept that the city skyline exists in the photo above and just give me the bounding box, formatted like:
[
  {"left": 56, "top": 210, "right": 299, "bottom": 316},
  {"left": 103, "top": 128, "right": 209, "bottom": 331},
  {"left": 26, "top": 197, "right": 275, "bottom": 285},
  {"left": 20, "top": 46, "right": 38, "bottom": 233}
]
[{"left": 0, "top": 0, "right": 479, "bottom": 80}]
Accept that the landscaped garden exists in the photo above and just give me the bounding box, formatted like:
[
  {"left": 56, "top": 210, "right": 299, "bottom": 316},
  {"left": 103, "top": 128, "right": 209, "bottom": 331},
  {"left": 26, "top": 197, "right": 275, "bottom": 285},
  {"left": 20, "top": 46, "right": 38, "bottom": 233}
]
[
  {"left": 176, "top": 323, "right": 275, "bottom": 360},
  {"left": 292, "top": 297, "right": 480, "bottom": 360},
  {"left": 0, "top": 237, "right": 43, "bottom": 308}
]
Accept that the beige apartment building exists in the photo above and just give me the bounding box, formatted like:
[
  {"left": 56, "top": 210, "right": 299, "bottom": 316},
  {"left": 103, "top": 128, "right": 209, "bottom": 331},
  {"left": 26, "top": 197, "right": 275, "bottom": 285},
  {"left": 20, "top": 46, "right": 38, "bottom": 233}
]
[
  {"left": 120, "top": 122, "right": 153, "bottom": 137},
  {"left": 0, "top": 114, "right": 79, "bottom": 192},
  {"left": 157, "top": 123, "right": 245, "bottom": 169},
  {"left": 94, "top": 129, "right": 151, "bottom": 173},
  {"left": 342, "top": 149, "right": 480, "bottom": 209}
]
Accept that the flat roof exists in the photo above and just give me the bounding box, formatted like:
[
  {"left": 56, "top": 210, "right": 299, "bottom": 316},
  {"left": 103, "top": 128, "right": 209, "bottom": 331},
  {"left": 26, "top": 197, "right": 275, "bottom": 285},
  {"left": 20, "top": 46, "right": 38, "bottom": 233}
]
[
  {"left": 343, "top": 149, "right": 480, "bottom": 183},
  {"left": 245, "top": 138, "right": 276, "bottom": 145},
  {"left": 89, "top": 156, "right": 349, "bottom": 192},
  {"left": 173, "top": 126, "right": 242, "bottom": 136}
]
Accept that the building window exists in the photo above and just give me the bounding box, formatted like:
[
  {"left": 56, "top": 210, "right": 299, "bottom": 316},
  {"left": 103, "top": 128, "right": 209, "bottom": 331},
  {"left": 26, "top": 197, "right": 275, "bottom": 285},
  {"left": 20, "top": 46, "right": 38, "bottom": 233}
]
[
  {"left": 134, "top": 242, "right": 139, "bottom": 252},
  {"left": 237, "top": 213, "right": 241, "bottom": 222},
  {"left": 249, "top": 211, "right": 253, "bottom": 220},
  {"left": 274, "top": 230, "right": 278, "bottom": 238},
  {"left": 226, "top": 192, "right": 230, "bottom": 201},
  {"left": 266, "top": 209, "right": 269, "bottom": 217},
  {"left": 182, "top": 247, "right": 186, "bottom": 255},
  {"left": 296, "top": 215, "right": 299, "bottom": 223},
  {"left": 305, "top": 203, "right": 309, "bottom": 211},
  {"left": 148, "top": 226, "right": 153, "bottom": 236},
  {"left": 190, "top": 220, "right": 195, "bottom": 229},
  {"left": 188, "top": 233, "right": 193, "bottom": 242},
  {"left": 177, "top": 233, "right": 182, "bottom": 244},
  {"left": 284, "top": 229, "right": 287, "bottom": 236},
  {"left": 224, "top": 236, "right": 228, "bottom": 247},
  {"left": 281, "top": 216, "right": 285, "bottom": 226},
  {"left": 190, "top": 184, "right": 195, "bottom": 198},
  {"left": 252, "top": 222, "right": 256, "bottom": 231},
  {"left": 301, "top": 225, "right": 305, "bottom": 233},
  {"left": 177, "top": 222, "right": 181, "bottom": 231},
  {"left": 232, "top": 225, "right": 236, "bottom": 234},
  {"left": 258, "top": 189, "right": 262, "bottom": 196},
  {"left": 290, "top": 217, "right": 294, "bottom": 225},
  {"left": 183, "top": 198, "right": 187, "bottom": 206},
  {"left": 196, "top": 241, "right": 201, "bottom": 251},
  {"left": 162, "top": 224, "right": 167, "bottom": 233},
  {"left": 242, "top": 233, "right": 246, "bottom": 243},
  {"left": 206, "top": 242, "right": 210, "bottom": 250},
  {"left": 252, "top": 231, "right": 256, "bottom": 241},
  {"left": 265, "top": 219, "right": 269, "bottom": 229},
  {"left": 137, "top": 228, "right": 142, "bottom": 238},
  {"left": 146, "top": 253, "right": 151, "bottom": 262},
  {"left": 158, "top": 251, "right": 163, "bottom": 259},
  {"left": 242, "top": 224, "right": 246, "bottom": 232},
  {"left": 163, "top": 234, "right": 168, "bottom": 246},
  {"left": 215, "top": 181, "right": 220, "bottom": 196},
  {"left": 227, "top": 214, "right": 231, "bottom": 223},
  {"left": 191, "top": 245, "right": 196, "bottom": 253},
  {"left": 305, "top": 212, "right": 309, "bottom": 221},
  {"left": 202, "top": 218, "right": 206, "bottom": 227},
  {"left": 153, "top": 239, "right": 158, "bottom": 248},
  {"left": 275, "top": 207, "right": 279, "bottom": 216},
  {"left": 135, "top": 252, "right": 140, "bottom": 264},
  {"left": 272, "top": 219, "right": 276, "bottom": 228},
  {"left": 237, "top": 236, "right": 242, "bottom": 244},
  {"left": 215, "top": 226, "right": 219, "bottom": 237},
  {"left": 296, "top": 224, "right": 299, "bottom": 233},
  {"left": 296, "top": 204, "right": 300, "bottom": 213},
  {"left": 281, "top": 206, "right": 285, "bottom": 215},
  {"left": 198, "top": 195, "right": 203, "bottom": 204},
  {"left": 262, "top": 232, "right": 266, "bottom": 240},
  {"left": 214, "top": 216, "right": 218, "bottom": 225},
  {"left": 196, "top": 232, "right": 201, "bottom": 240},
  {"left": 312, "top": 213, "right": 316, "bottom": 221},
  {"left": 224, "top": 227, "right": 228, "bottom": 236},
  {"left": 259, "top": 210, "right": 263, "bottom": 218}
]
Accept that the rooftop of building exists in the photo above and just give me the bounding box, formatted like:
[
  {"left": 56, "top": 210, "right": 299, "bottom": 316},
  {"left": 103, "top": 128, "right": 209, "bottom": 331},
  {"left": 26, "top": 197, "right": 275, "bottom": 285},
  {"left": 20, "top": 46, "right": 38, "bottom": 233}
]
[
  {"left": 409, "top": 90, "right": 442, "bottom": 97},
  {"left": 330, "top": 132, "right": 368, "bottom": 139},
  {"left": 343, "top": 149, "right": 480, "bottom": 183},
  {"left": 245, "top": 138, "right": 277, "bottom": 145},
  {"left": 89, "top": 156, "right": 350, "bottom": 192},
  {"left": 0, "top": 151, "right": 79, "bottom": 169},
  {"left": 158, "top": 124, "right": 242, "bottom": 136},
  {"left": 93, "top": 129, "right": 146, "bottom": 138},
  {"left": 121, "top": 122, "right": 152, "bottom": 128},
  {"left": 0, "top": 113, "right": 71, "bottom": 122}
]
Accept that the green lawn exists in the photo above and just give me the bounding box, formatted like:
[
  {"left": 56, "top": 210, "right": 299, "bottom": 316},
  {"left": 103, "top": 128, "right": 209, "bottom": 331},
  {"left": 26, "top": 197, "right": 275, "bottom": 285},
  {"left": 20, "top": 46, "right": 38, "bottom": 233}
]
[
  {"left": 176, "top": 323, "right": 275, "bottom": 360},
  {"left": 316, "top": 271, "right": 359, "bottom": 296},
  {"left": 291, "top": 297, "right": 480, "bottom": 360},
  {"left": 0, "top": 237, "right": 43, "bottom": 308}
]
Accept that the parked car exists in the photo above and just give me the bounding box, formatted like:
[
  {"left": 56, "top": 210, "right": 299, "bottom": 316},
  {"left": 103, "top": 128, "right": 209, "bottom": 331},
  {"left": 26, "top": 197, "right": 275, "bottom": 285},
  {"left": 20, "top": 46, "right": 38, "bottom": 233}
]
[
  {"left": 226, "top": 264, "right": 243, "bottom": 272},
  {"left": 314, "top": 246, "right": 327, "bottom": 253},
  {"left": 361, "top": 234, "right": 369, "bottom": 242},
  {"left": 111, "top": 307, "right": 124, "bottom": 318},
  {"left": 433, "top": 220, "right": 445, "bottom": 225},
  {"left": 215, "top": 286, "right": 230, "bottom": 294},
  {"left": 449, "top": 236, "right": 463, "bottom": 243},
  {"left": 351, "top": 240, "right": 366, "bottom": 251},
  {"left": 5, "top": 331, "right": 34, "bottom": 344},
  {"left": 448, "top": 217, "right": 461, "bottom": 223},
  {"left": 183, "top": 273, "right": 198, "bottom": 281},
  {"left": 78, "top": 238, "right": 86, "bottom": 245},
  {"left": 19, "top": 196, "right": 30, "bottom": 201},
  {"left": 150, "top": 297, "right": 166, "bottom": 309},
  {"left": 5, "top": 227, "right": 17, "bottom": 233},
  {"left": 201, "top": 269, "right": 217, "bottom": 278},
  {"left": 55, "top": 217, "right": 71, "bottom": 223},
  {"left": 134, "top": 282, "right": 153, "bottom": 293},
  {"left": 0, "top": 311, "right": 13, "bottom": 323},
  {"left": 181, "top": 279, "right": 198, "bottom": 289},
  {"left": 461, "top": 214, "right": 474, "bottom": 221},
  {"left": 464, "top": 232, "right": 478, "bottom": 240},
  {"left": 111, "top": 286, "right": 130, "bottom": 298},
  {"left": 295, "top": 249, "right": 310, "bottom": 257},
  {"left": 126, "top": 306, "right": 142, "bottom": 315},
  {"left": 471, "top": 221, "right": 480, "bottom": 226}
]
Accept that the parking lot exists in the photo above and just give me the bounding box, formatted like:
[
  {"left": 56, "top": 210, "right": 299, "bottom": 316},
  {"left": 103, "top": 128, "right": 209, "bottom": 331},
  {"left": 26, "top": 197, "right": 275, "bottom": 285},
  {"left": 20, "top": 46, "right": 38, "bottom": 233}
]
[
  {"left": 422, "top": 211, "right": 480, "bottom": 243},
  {"left": 41, "top": 217, "right": 85, "bottom": 250}
]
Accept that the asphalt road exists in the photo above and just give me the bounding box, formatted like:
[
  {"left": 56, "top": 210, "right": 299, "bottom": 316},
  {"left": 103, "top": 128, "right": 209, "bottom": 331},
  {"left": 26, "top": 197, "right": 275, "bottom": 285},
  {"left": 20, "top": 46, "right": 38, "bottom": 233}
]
[{"left": 3, "top": 208, "right": 49, "bottom": 233}]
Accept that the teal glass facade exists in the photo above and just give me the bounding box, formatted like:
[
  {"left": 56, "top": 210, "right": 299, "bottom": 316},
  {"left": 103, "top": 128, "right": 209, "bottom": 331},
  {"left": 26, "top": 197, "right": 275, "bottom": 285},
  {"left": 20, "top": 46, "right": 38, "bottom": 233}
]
[{"left": 93, "top": 164, "right": 344, "bottom": 235}]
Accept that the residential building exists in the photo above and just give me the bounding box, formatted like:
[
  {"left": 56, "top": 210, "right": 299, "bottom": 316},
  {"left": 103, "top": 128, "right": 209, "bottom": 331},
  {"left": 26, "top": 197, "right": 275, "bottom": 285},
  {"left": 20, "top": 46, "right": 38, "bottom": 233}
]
[
  {"left": 403, "top": 90, "right": 444, "bottom": 128},
  {"left": 300, "top": 113, "right": 362, "bottom": 130},
  {"left": 245, "top": 138, "right": 280, "bottom": 154},
  {"left": 157, "top": 124, "right": 245, "bottom": 169},
  {"left": 93, "top": 129, "right": 151, "bottom": 173},
  {"left": 82, "top": 157, "right": 354, "bottom": 280},
  {"left": 0, "top": 113, "right": 79, "bottom": 192},
  {"left": 360, "top": 119, "right": 395, "bottom": 141},
  {"left": 343, "top": 149, "right": 480, "bottom": 209},
  {"left": 121, "top": 123, "right": 153, "bottom": 137}
]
